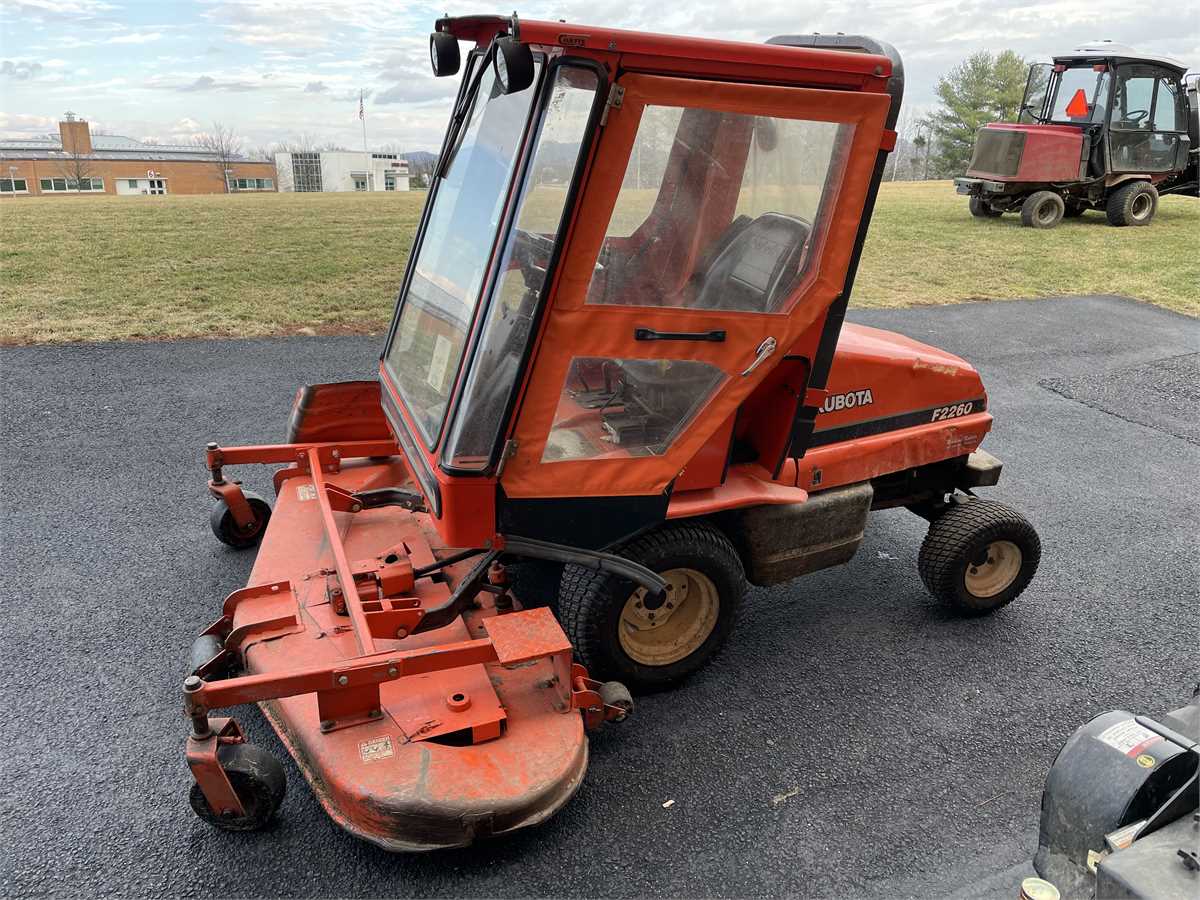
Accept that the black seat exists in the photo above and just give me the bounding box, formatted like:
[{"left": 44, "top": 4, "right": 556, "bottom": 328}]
[{"left": 692, "top": 213, "right": 811, "bottom": 312}]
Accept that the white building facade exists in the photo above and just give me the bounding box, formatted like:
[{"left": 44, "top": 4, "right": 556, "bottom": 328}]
[{"left": 274, "top": 151, "right": 410, "bottom": 193}]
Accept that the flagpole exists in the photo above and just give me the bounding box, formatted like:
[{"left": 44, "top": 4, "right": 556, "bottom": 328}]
[{"left": 360, "top": 89, "right": 371, "bottom": 191}]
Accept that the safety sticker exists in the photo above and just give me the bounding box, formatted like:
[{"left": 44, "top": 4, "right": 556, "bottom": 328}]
[
  {"left": 359, "top": 735, "right": 394, "bottom": 763},
  {"left": 1096, "top": 719, "right": 1161, "bottom": 758},
  {"left": 427, "top": 334, "right": 453, "bottom": 392},
  {"left": 297, "top": 483, "right": 317, "bottom": 501},
  {"left": 1135, "top": 754, "right": 1156, "bottom": 769}
]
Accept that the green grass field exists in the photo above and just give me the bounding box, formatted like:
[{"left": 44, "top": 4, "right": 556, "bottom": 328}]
[{"left": 1, "top": 181, "right": 1195, "bottom": 344}]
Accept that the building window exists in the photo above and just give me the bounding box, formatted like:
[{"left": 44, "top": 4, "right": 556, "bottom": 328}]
[
  {"left": 0, "top": 178, "right": 29, "bottom": 193},
  {"left": 291, "top": 152, "right": 322, "bottom": 192},
  {"left": 128, "top": 179, "right": 140, "bottom": 189},
  {"left": 353, "top": 176, "right": 368, "bottom": 191},
  {"left": 384, "top": 174, "right": 396, "bottom": 191},
  {"left": 233, "top": 177, "right": 275, "bottom": 191},
  {"left": 39, "top": 177, "right": 104, "bottom": 192},
  {"left": 372, "top": 153, "right": 397, "bottom": 160}
]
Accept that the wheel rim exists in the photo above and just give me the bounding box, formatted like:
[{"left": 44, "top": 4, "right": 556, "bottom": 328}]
[
  {"left": 618, "top": 567, "right": 719, "bottom": 666},
  {"left": 1037, "top": 199, "right": 1058, "bottom": 225},
  {"left": 1132, "top": 192, "right": 1152, "bottom": 219},
  {"left": 964, "top": 540, "right": 1022, "bottom": 598}
]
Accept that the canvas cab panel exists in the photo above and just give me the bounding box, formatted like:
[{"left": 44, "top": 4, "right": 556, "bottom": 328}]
[{"left": 500, "top": 75, "right": 891, "bottom": 498}]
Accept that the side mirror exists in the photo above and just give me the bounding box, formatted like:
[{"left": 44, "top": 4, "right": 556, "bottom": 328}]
[
  {"left": 429, "top": 32, "right": 460, "bottom": 77},
  {"left": 493, "top": 36, "right": 534, "bottom": 95}
]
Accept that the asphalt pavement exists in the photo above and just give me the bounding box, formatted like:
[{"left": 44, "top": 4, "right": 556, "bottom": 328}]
[{"left": 1, "top": 295, "right": 1197, "bottom": 898}]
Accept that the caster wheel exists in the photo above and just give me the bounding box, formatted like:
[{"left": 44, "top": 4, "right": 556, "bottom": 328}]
[
  {"left": 210, "top": 490, "right": 271, "bottom": 549},
  {"left": 558, "top": 522, "right": 746, "bottom": 692},
  {"left": 189, "top": 743, "right": 286, "bottom": 832},
  {"left": 189, "top": 634, "right": 234, "bottom": 679},
  {"left": 598, "top": 681, "right": 634, "bottom": 722},
  {"left": 918, "top": 498, "right": 1041, "bottom": 615}
]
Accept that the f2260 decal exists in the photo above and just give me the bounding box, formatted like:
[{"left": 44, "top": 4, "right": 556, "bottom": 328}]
[
  {"left": 807, "top": 397, "right": 987, "bottom": 448},
  {"left": 931, "top": 401, "right": 977, "bottom": 421}
]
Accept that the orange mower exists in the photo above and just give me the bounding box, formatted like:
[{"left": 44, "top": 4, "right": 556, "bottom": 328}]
[{"left": 185, "top": 13, "right": 1041, "bottom": 850}]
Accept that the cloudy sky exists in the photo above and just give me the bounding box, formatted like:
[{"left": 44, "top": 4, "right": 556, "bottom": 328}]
[{"left": 1, "top": 0, "right": 1196, "bottom": 153}]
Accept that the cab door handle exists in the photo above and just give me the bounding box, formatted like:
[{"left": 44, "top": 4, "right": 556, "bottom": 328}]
[
  {"left": 741, "top": 337, "right": 777, "bottom": 376},
  {"left": 634, "top": 327, "right": 726, "bottom": 342}
]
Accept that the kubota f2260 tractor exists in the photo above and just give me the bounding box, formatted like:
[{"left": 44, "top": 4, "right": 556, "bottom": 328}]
[
  {"left": 182, "top": 14, "right": 1042, "bottom": 851},
  {"left": 956, "top": 42, "right": 1198, "bottom": 227}
]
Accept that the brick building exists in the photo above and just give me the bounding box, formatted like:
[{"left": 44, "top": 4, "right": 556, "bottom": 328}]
[{"left": 0, "top": 115, "right": 277, "bottom": 198}]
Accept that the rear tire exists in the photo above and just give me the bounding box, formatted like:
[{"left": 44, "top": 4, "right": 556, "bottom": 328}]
[
  {"left": 969, "top": 196, "right": 1003, "bottom": 218},
  {"left": 557, "top": 522, "right": 746, "bottom": 691},
  {"left": 1105, "top": 181, "right": 1158, "bottom": 226},
  {"left": 918, "top": 499, "right": 1040, "bottom": 615},
  {"left": 1020, "top": 191, "right": 1065, "bottom": 228}
]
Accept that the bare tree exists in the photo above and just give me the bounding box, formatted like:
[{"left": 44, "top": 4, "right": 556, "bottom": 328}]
[
  {"left": 54, "top": 145, "right": 98, "bottom": 192},
  {"left": 193, "top": 121, "right": 243, "bottom": 192}
]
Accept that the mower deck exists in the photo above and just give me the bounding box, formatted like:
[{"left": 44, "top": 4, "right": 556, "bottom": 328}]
[{"left": 187, "top": 451, "right": 614, "bottom": 850}]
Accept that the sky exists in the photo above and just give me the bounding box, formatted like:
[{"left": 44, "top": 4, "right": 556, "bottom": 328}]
[{"left": 1, "top": 0, "right": 1197, "bottom": 154}]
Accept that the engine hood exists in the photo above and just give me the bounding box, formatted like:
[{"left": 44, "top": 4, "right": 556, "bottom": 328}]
[
  {"left": 966, "top": 122, "right": 1084, "bottom": 182},
  {"left": 819, "top": 323, "right": 986, "bottom": 428}
]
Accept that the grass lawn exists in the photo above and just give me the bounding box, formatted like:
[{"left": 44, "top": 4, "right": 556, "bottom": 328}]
[{"left": 0, "top": 180, "right": 1195, "bottom": 344}]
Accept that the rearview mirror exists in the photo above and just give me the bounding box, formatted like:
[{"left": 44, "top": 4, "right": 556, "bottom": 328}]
[
  {"left": 493, "top": 36, "right": 534, "bottom": 94},
  {"left": 430, "top": 32, "right": 460, "bottom": 77}
]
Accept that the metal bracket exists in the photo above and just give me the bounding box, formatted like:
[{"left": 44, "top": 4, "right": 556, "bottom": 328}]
[
  {"left": 185, "top": 716, "right": 247, "bottom": 818},
  {"left": 600, "top": 83, "right": 625, "bottom": 126}
]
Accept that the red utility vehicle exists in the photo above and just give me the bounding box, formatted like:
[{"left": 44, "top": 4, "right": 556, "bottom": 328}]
[
  {"left": 184, "top": 14, "right": 1041, "bottom": 850},
  {"left": 956, "top": 42, "right": 1198, "bottom": 227}
]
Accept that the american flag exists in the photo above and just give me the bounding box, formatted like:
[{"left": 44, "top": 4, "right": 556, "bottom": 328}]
[{"left": 358, "top": 90, "right": 364, "bottom": 121}]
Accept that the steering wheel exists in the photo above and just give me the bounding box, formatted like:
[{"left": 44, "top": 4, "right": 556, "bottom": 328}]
[
  {"left": 1123, "top": 109, "right": 1149, "bottom": 125},
  {"left": 510, "top": 228, "right": 556, "bottom": 278}
]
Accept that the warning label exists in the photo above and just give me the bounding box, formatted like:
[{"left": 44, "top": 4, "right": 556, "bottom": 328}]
[
  {"left": 297, "top": 483, "right": 317, "bottom": 501},
  {"left": 359, "top": 735, "right": 394, "bottom": 763},
  {"left": 1096, "top": 719, "right": 1161, "bottom": 758}
]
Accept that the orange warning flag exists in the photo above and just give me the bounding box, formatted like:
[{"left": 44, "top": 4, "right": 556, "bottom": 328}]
[{"left": 1065, "top": 89, "right": 1089, "bottom": 118}]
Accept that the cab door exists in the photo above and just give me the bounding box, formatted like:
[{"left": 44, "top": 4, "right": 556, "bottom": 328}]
[{"left": 500, "top": 73, "right": 890, "bottom": 500}]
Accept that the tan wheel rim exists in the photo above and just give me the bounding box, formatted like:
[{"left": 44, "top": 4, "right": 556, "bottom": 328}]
[
  {"left": 964, "top": 540, "right": 1022, "bottom": 598},
  {"left": 618, "top": 567, "right": 719, "bottom": 666}
]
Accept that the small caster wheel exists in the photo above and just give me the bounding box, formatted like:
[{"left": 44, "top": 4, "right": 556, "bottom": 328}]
[
  {"left": 918, "top": 498, "right": 1041, "bottom": 615},
  {"left": 189, "top": 743, "right": 286, "bottom": 832},
  {"left": 210, "top": 490, "right": 271, "bottom": 549},
  {"left": 598, "top": 681, "right": 634, "bottom": 722},
  {"left": 189, "top": 634, "right": 234, "bottom": 679}
]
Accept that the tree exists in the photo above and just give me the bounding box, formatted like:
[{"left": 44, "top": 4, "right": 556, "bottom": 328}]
[
  {"left": 194, "top": 121, "right": 243, "bottom": 192},
  {"left": 54, "top": 144, "right": 97, "bottom": 192},
  {"left": 926, "top": 50, "right": 1029, "bottom": 178}
]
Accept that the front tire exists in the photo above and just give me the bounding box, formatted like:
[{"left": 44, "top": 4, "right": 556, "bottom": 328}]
[
  {"left": 1020, "top": 191, "right": 1065, "bottom": 228},
  {"left": 918, "top": 499, "right": 1040, "bottom": 615},
  {"left": 1105, "top": 181, "right": 1158, "bottom": 226},
  {"left": 557, "top": 522, "right": 746, "bottom": 691},
  {"left": 969, "top": 196, "right": 1003, "bottom": 218}
]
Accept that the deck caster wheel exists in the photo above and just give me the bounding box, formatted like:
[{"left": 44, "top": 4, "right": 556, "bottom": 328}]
[
  {"left": 598, "top": 681, "right": 634, "bottom": 722},
  {"left": 189, "top": 743, "right": 286, "bottom": 832},
  {"left": 210, "top": 491, "right": 271, "bottom": 549},
  {"left": 189, "top": 634, "right": 234, "bottom": 679},
  {"left": 558, "top": 522, "right": 746, "bottom": 692},
  {"left": 918, "top": 498, "right": 1041, "bottom": 615}
]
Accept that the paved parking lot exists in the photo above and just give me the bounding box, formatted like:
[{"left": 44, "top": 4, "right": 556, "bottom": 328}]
[{"left": 2, "top": 295, "right": 1196, "bottom": 898}]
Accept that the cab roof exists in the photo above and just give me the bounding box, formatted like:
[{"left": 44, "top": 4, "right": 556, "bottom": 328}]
[
  {"left": 436, "top": 14, "right": 893, "bottom": 82},
  {"left": 1054, "top": 41, "right": 1187, "bottom": 74}
]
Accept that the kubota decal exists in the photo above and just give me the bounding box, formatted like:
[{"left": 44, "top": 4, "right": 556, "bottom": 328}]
[{"left": 820, "top": 389, "right": 874, "bottom": 413}]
